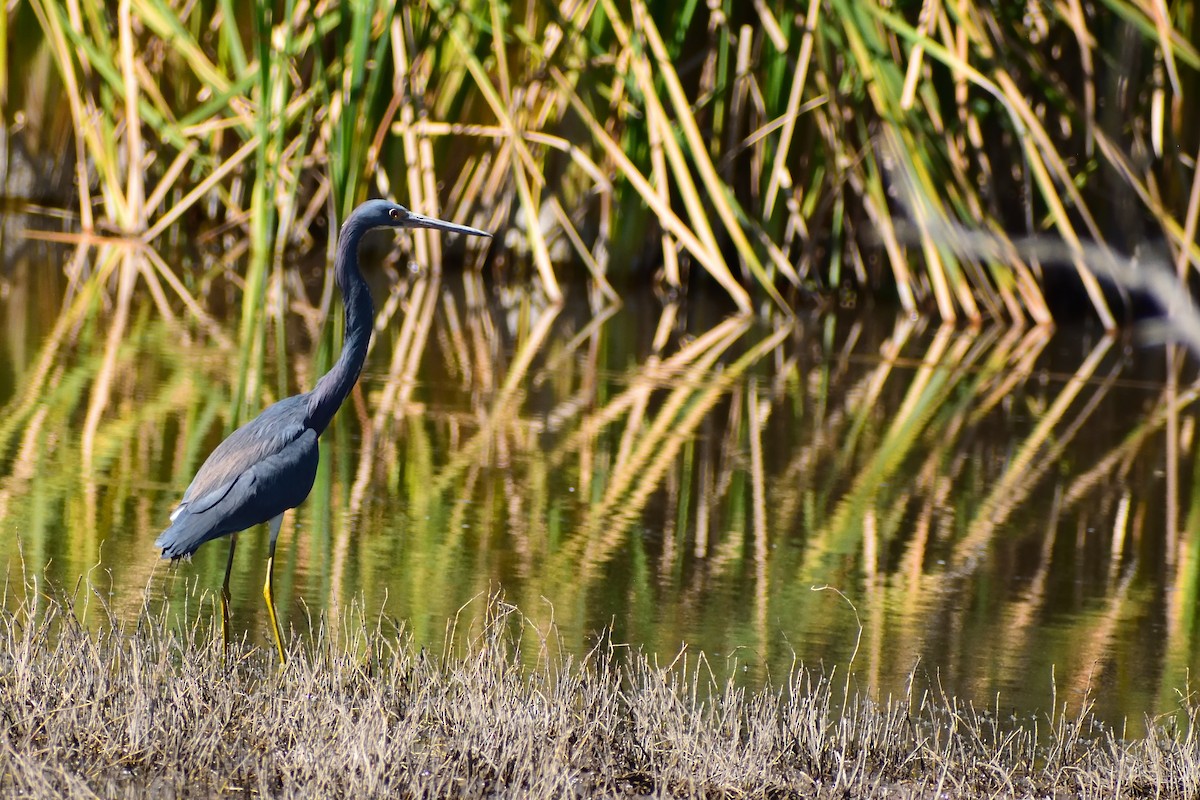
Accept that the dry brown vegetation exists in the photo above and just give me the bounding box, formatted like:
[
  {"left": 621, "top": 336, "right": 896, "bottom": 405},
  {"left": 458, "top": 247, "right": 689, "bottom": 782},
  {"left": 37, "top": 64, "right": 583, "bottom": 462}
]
[{"left": 2, "top": 581, "right": 1198, "bottom": 799}]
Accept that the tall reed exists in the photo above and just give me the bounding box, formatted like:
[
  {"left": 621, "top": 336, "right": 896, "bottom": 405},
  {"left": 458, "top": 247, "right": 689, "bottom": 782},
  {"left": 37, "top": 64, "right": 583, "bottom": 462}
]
[{"left": 13, "top": 0, "right": 1195, "bottom": 321}]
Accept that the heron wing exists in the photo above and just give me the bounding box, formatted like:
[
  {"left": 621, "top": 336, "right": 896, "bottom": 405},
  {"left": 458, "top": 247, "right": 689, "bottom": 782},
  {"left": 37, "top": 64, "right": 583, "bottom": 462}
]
[
  {"left": 156, "top": 418, "right": 319, "bottom": 559},
  {"left": 175, "top": 396, "right": 310, "bottom": 516}
]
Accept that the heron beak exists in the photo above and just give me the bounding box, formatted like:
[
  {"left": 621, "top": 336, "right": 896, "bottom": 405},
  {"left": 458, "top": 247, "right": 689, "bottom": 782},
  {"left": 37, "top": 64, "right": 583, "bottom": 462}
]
[{"left": 404, "top": 212, "right": 492, "bottom": 238}]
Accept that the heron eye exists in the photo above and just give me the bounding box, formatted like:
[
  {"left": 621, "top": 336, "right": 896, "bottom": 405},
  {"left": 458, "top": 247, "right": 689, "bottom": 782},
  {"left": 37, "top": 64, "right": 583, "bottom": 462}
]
[{"left": 388, "top": 208, "right": 400, "bottom": 220}]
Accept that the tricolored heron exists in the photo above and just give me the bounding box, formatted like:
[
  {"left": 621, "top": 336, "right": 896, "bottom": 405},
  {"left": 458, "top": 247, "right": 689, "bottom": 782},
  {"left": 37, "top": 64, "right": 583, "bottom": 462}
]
[{"left": 155, "top": 199, "right": 491, "bottom": 663}]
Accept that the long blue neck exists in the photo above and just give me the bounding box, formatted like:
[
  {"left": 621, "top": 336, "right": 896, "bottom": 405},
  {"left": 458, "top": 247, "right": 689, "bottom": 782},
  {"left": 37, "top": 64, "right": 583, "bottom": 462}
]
[{"left": 306, "top": 215, "right": 375, "bottom": 435}]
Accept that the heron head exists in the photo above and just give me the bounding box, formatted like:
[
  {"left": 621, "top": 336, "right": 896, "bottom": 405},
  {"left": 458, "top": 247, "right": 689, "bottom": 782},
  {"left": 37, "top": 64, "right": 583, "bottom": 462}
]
[{"left": 354, "top": 199, "right": 492, "bottom": 239}]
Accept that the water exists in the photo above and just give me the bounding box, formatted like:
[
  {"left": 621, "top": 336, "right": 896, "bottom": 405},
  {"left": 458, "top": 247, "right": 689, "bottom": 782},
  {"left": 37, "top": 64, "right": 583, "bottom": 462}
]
[{"left": 1, "top": 232, "right": 1196, "bottom": 733}]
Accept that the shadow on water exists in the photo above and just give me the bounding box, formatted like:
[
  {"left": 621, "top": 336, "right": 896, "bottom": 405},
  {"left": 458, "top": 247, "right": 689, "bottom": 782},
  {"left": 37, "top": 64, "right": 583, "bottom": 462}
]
[{"left": 1, "top": 219, "right": 1198, "bottom": 735}]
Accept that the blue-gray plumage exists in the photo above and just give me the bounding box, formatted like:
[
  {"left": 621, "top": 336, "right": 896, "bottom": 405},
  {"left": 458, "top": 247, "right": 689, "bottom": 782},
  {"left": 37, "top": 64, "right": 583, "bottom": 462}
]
[
  {"left": 155, "top": 199, "right": 491, "bottom": 663},
  {"left": 156, "top": 397, "right": 317, "bottom": 558}
]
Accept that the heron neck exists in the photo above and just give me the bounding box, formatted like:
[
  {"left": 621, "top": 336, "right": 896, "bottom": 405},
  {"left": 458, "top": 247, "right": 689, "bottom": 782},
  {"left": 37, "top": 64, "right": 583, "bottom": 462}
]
[{"left": 306, "top": 219, "right": 375, "bottom": 434}]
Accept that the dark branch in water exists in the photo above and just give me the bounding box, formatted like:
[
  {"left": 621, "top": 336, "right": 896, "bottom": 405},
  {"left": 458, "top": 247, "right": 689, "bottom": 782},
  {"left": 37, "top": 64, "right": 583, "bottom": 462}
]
[{"left": 878, "top": 133, "right": 1200, "bottom": 356}]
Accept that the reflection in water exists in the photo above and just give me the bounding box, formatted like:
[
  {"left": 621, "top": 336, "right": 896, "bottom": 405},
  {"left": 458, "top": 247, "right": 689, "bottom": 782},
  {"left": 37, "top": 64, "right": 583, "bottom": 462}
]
[{"left": 0, "top": 237, "right": 1197, "bottom": 733}]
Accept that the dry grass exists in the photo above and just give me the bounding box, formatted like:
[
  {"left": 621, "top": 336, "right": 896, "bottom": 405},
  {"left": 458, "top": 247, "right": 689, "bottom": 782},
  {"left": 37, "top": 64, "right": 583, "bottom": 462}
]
[{"left": 2, "top": 580, "right": 1199, "bottom": 799}]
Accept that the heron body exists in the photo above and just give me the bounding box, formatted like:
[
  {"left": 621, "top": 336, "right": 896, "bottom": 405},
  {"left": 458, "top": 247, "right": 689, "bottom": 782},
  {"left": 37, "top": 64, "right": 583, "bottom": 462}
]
[
  {"left": 155, "top": 199, "right": 491, "bottom": 662},
  {"left": 157, "top": 397, "right": 319, "bottom": 557}
]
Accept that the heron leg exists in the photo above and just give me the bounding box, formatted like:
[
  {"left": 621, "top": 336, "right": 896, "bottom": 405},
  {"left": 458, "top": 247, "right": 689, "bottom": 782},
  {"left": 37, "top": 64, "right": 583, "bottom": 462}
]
[
  {"left": 263, "top": 514, "right": 287, "bottom": 666},
  {"left": 220, "top": 533, "right": 238, "bottom": 659}
]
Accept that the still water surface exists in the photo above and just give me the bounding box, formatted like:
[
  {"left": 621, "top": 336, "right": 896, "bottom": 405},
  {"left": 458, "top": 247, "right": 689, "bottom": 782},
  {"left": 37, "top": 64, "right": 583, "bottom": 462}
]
[{"left": 0, "top": 237, "right": 1196, "bottom": 732}]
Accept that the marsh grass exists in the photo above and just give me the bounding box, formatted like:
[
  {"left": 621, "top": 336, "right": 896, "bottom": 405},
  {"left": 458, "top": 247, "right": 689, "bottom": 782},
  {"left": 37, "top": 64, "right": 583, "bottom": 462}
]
[
  {"left": 3, "top": 576, "right": 1200, "bottom": 799},
  {"left": 11, "top": 1, "right": 1200, "bottom": 323}
]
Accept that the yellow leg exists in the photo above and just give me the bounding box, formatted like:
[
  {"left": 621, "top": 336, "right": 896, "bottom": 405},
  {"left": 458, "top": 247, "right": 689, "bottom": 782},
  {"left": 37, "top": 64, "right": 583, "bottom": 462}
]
[
  {"left": 263, "top": 556, "right": 286, "bottom": 666},
  {"left": 220, "top": 534, "right": 238, "bottom": 660},
  {"left": 263, "top": 514, "right": 286, "bottom": 666}
]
